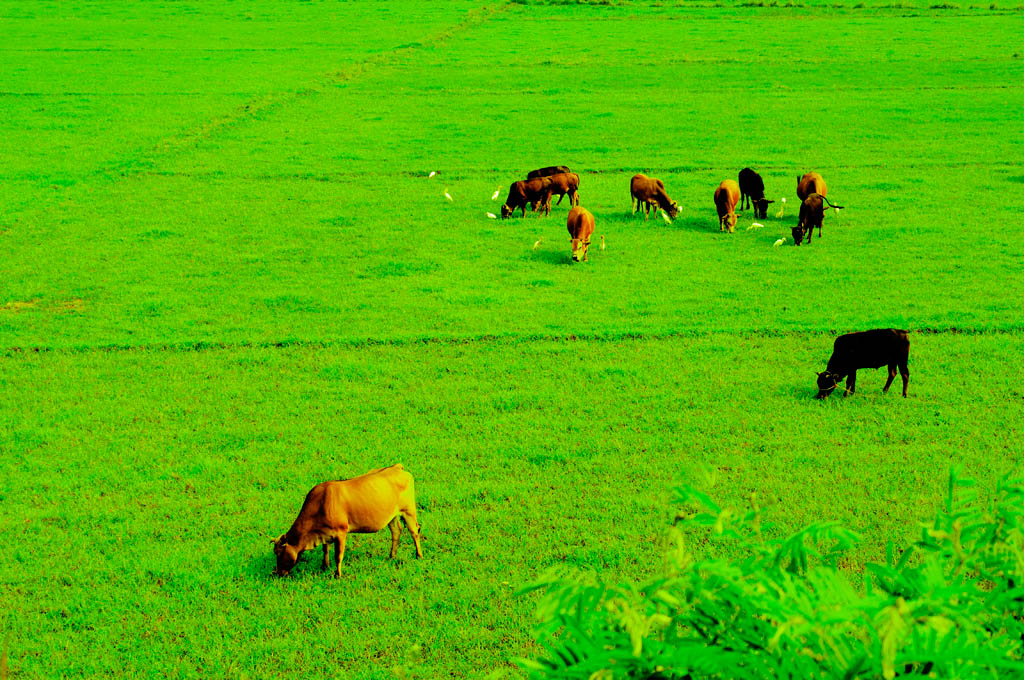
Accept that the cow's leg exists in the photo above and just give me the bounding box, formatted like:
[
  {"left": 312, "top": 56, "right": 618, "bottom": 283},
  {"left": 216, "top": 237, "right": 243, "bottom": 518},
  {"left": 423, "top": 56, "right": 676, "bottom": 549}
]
[
  {"left": 845, "top": 371, "right": 857, "bottom": 396},
  {"left": 400, "top": 508, "right": 424, "bottom": 558},
  {"left": 321, "top": 543, "right": 331, "bottom": 570},
  {"left": 388, "top": 516, "right": 402, "bottom": 559},
  {"left": 883, "top": 364, "right": 897, "bottom": 393},
  {"left": 631, "top": 196, "right": 637, "bottom": 214},
  {"left": 556, "top": 193, "right": 564, "bottom": 205},
  {"left": 900, "top": 363, "right": 910, "bottom": 397},
  {"left": 334, "top": 533, "right": 348, "bottom": 578}
]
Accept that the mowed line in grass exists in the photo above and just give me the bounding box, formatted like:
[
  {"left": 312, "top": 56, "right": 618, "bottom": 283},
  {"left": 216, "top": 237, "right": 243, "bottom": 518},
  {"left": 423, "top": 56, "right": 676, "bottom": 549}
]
[{"left": 1, "top": 332, "right": 1021, "bottom": 678}]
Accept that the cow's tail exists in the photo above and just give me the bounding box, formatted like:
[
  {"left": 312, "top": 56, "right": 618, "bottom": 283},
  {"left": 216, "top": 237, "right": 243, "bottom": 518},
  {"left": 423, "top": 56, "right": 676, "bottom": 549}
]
[{"left": 820, "top": 195, "right": 844, "bottom": 211}]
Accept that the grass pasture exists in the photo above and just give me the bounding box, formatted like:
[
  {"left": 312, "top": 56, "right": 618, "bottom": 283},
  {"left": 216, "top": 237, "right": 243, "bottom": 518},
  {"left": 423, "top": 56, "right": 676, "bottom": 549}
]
[{"left": 2, "top": 1, "right": 1023, "bottom": 678}]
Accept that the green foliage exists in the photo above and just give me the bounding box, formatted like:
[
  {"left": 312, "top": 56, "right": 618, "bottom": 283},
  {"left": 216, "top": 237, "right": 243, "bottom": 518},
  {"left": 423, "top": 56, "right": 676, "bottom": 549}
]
[{"left": 521, "top": 470, "right": 1024, "bottom": 678}]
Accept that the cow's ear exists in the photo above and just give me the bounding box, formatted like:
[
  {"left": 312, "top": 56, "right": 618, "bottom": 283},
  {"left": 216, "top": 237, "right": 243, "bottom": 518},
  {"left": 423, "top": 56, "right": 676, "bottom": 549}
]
[{"left": 766, "top": 200, "right": 775, "bottom": 204}]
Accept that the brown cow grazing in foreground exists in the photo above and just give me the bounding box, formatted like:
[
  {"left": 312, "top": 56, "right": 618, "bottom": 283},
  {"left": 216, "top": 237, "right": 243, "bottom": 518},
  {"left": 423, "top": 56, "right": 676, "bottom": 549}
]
[
  {"left": 738, "top": 168, "right": 774, "bottom": 219},
  {"left": 630, "top": 174, "right": 679, "bottom": 220},
  {"left": 527, "top": 165, "right": 571, "bottom": 180},
  {"left": 272, "top": 464, "right": 423, "bottom": 578},
  {"left": 816, "top": 329, "right": 910, "bottom": 399},
  {"left": 535, "top": 172, "right": 581, "bottom": 215},
  {"left": 501, "top": 177, "right": 552, "bottom": 218},
  {"left": 714, "top": 179, "right": 741, "bottom": 233},
  {"left": 567, "top": 206, "right": 595, "bottom": 262}
]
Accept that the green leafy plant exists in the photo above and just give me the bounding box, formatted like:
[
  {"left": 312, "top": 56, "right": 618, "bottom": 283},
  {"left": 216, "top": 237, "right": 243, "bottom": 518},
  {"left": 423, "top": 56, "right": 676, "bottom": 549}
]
[{"left": 519, "top": 470, "right": 1024, "bottom": 679}]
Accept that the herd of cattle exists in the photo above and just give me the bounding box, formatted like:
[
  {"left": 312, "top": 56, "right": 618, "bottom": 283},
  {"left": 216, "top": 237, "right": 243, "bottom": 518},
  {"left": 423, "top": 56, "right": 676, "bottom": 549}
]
[
  {"left": 499, "top": 164, "right": 845, "bottom": 256},
  {"left": 270, "top": 167, "right": 904, "bottom": 578}
]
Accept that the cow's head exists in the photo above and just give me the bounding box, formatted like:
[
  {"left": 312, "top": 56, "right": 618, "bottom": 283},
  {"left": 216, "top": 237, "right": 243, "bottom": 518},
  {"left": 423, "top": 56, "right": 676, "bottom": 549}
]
[
  {"left": 570, "top": 237, "right": 590, "bottom": 263},
  {"left": 500, "top": 203, "right": 514, "bottom": 219},
  {"left": 791, "top": 225, "right": 805, "bottom": 246},
  {"left": 752, "top": 198, "right": 774, "bottom": 219},
  {"left": 815, "top": 371, "right": 843, "bottom": 399},
  {"left": 720, "top": 212, "right": 737, "bottom": 233},
  {"left": 667, "top": 202, "right": 680, "bottom": 219},
  {"left": 272, "top": 534, "right": 299, "bottom": 576}
]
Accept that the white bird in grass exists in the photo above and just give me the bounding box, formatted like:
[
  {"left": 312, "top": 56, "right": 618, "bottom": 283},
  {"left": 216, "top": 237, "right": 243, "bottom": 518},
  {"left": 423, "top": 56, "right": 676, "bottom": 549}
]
[
  {"left": 486, "top": 212, "right": 497, "bottom": 219},
  {"left": 773, "top": 237, "right": 786, "bottom": 248},
  {"left": 747, "top": 222, "right": 764, "bottom": 231},
  {"left": 491, "top": 189, "right": 500, "bottom": 200},
  {"left": 660, "top": 210, "right": 672, "bottom": 224},
  {"left": 600, "top": 235, "right": 606, "bottom": 251},
  {"left": 776, "top": 196, "right": 786, "bottom": 219},
  {"left": 444, "top": 189, "right": 453, "bottom": 202},
  {"left": 532, "top": 237, "right": 543, "bottom": 251},
  {"left": 428, "top": 171, "right": 437, "bottom": 178}
]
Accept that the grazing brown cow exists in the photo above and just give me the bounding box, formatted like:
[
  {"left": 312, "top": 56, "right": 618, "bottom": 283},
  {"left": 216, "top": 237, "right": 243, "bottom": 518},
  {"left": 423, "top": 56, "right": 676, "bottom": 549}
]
[
  {"left": 738, "top": 168, "right": 774, "bottom": 219},
  {"left": 567, "top": 206, "right": 595, "bottom": 262},
  {"left": 714, "top": 179, "right": 741, "bottom": 233},
  {"left": 272, "top": 464, "right": 423, "bottom": 578},
  {"left": 630, "top": 174, "right": 679, "bottom": 219},
  {"left": 794, "top": 194, "right": 843, "bottom": 245},
  {"left": 527, "top": 165, "right": 571, "bottom": 180},
  {"left": 535, "top": 172, "right": 581, "bottom": 215},
  {"left": 501, "top": 177, "right": 552, "bottom": 218},
  {"left": 793, "top": 173, "right": 833, "bottom": 246},
  {"left": 816, "top": 329, "right": 910, "bottom": 399}
]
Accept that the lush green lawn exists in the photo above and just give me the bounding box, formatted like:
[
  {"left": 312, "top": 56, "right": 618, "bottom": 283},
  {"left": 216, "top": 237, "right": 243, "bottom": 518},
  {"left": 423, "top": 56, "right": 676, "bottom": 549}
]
[{"left": 2, "top": 1, "right": 1023, "bottom": 678}]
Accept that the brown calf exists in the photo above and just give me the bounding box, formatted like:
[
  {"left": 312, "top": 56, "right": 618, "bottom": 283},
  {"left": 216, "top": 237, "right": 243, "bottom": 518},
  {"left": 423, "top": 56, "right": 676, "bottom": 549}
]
[
  {"left": 630, "top": 174, "right": 679, "bottom": 220},
  {"left": 272, "top": 464, "right": 423, "bottom": 578},
  {"left": 714, "top": 179, "right": 741, "bottom": 233},
  {"left": 567, "top": 206, "right": 595, "bottom": 262},
  {"left": 501, "top": 177, "right": 552, "bottom": 218}
]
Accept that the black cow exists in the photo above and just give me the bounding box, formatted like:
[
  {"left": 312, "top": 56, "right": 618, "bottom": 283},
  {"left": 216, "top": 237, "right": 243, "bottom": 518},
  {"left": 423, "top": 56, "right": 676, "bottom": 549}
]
[
  {"left": 738, "top": 168, "right": 774, "bottom": 219},
  {"left": 816, "top": 329, "right": 910, "bottom": 399},
  {"left": 527, "top": 166, "right": 571, "bottom": 180}
]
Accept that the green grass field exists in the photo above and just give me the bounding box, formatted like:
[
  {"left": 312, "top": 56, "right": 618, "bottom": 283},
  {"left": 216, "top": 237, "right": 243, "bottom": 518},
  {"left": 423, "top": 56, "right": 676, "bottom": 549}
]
[{"left": 2, "top": 1, "right": 1023, "bottom": 678}]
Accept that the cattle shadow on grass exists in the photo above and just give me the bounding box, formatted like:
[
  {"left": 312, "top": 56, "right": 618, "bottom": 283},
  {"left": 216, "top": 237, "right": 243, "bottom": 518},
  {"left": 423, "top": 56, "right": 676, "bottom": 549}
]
[
  {"left": 673, "top": 216, "right": 715, "bottom": 232},
  {"left": 252, "top": 535, "right": 423, "bottom": 580},
  {"left": 531, "top": 249, "right": 573, "bottom": 266}
]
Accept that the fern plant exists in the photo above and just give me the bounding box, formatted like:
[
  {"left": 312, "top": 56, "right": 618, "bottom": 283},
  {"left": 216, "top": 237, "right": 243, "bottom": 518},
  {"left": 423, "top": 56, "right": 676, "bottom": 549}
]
[{"left": 517, "top": 470, "right": 1024, "bottom": 679}]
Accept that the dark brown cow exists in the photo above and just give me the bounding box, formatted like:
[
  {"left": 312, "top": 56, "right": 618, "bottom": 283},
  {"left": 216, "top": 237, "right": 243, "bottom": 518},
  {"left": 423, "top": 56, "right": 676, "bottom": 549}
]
[
  {"left": 816, "top": 329, "right": 910, "bottom": 399},
  {"left": 794, "top": 193, "right": 824, "bottom": 245},
  {"left": 738, "top": 168, "right": 774, "bottom": 219},
  {"left": 567, "top": 206, "right": 596, "bottom": 262},
  {"left": 501, "top": 177, "right": 552, "bottom": 218},
  {"left": 630, "top": 174, "right": 679, "bottom": 220},
  {"left": 793, "top": 173, "right": 836, "bottom": 246},
  {"left": 714, "top": 179, "right": 741, "bottom": 233},
  {"left": 272, "top": 464, "right": 423, "bottom": 578},
  {"left": 535, "top": 172, "right": 581, "bottom": 215},
  {"left": 527, "top": 165, "right": 571, "bottom": 180}
]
